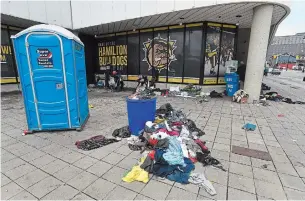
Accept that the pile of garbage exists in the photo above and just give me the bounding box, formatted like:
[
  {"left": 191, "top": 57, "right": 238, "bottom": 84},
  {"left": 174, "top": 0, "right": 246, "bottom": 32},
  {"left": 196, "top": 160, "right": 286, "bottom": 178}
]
[
  {"left": 128, "top": 88, "right": 156, "bottom": 100},
  {"left": 118, "top": 103, "right": 225, "bottom": 196}
]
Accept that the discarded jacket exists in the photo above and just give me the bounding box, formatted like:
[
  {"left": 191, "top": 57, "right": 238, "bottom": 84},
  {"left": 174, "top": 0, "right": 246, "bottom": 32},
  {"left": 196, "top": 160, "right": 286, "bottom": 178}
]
[{"left": 75, "top": 135, "right": 119, "bottom": 151}]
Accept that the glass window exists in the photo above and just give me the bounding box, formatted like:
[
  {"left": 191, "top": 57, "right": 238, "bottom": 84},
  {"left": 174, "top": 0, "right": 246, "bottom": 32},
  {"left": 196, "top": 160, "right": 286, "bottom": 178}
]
[
  {"left": 168, "top": 26, "right": 184, "bottom": 83},
  {"left": 127, "top": 32, "right": 140, "bottom": 80},
  {"left": 115, "top": 34, "right": 128, "bottom": 78},
  {"left": 1, "top": 28, "right": 17, "bottom": 83},
  {"left": 218, "top": 25, "right": 236, "bottom": 84},
  {"left": 204, "top": 23, "right": 221, "bottom": 84},
  {"left": 140, "top": 30, "right": 153, "bottom": 76},
  {"left": 97, "top": 35, "right": 116, "bottom": 74},
  {"left": 184, "top": 25, "right": 203, "bottom": 84},
  {"left": 152, "top": 27, "right": 168, "bottom": 82}
]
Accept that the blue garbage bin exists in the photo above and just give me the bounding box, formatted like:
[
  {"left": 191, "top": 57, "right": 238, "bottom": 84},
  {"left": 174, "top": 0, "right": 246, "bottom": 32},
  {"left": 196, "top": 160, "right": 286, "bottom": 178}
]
[
  {"left": 126, "top": 97, "right": 157, "bottom": 136},
  {"left": 225, "top": 73, "right": 239, "bottom": 97}
]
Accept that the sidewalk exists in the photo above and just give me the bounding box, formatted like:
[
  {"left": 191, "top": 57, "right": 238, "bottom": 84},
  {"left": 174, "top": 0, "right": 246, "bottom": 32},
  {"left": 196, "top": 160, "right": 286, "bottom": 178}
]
[{"left": 1, "top": 78, "right": 305, "bottom": 200}]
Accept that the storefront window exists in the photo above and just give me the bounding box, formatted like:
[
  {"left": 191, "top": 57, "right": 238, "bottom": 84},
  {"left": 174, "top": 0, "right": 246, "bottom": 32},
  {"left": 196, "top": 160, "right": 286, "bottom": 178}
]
[
  {"left": 140, "top": 29, "right": 154, "bottom": 76},
  {"left": 115, "top": 33, "right": 128, "bottom": 78},
  {"left": 184, "top": 25, "right": 203, "bottom": 84},
  {"left": 97, "top": 35, "right": 116, "bottom": 74},
  {"left": 204, "top": 23, "right": 221, "bottom": 84},
  {"left": 152, "top": 27, "right": 168, "bottom": 82},
  {"left": 1, "top": 28, "right": 17, "bottom": 83},
  {"left": 168, "top": 26, "right": 184, "bottom": 83},
  {"left": 218, "top": 25, "right": 236, "bottom": 84},
  {"left": 127, "top": 32, "right": 140, "bottom": 80}
]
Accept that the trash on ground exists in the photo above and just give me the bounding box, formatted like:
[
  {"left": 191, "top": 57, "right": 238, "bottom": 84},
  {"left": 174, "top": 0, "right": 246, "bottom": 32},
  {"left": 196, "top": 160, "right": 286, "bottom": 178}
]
[
  {"left": 262, "top": 83, "right": 271, "bottom": 90},
  {"left": 89, "top": 104, "right": 94, "bottom": 109},
  {"left": 112, "top": 126, "right": 131, "bottom": 138},
  {"left": 262, "top": 91, "right": 305, "bottom": 104},
  {"left": 278, "top": 114, "right": 285, "bottom": 117},
  {"left": 231, "top": 145, "right": 272, "bottom": 161},
  {"left": 242, "top": 123, "right": 256, "bottom": 131},
  {"left": 232, "top": 89, "right": 249, "bottom": 103},
  {"left": 119, "top": 103, "right": 223, "bottom": 196},
  {"left": 75, "top": 135, "right": 119, "bottom": 151}
]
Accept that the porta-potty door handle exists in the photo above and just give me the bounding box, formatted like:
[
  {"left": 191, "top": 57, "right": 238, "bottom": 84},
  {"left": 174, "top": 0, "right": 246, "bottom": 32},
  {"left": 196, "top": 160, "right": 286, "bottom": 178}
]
[{"left": 56, "top": 83, "right": 63, "bottom": 89}]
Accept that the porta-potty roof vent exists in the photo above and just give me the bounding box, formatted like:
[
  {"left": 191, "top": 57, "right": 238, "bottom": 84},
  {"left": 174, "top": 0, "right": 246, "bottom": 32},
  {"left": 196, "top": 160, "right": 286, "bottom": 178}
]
[{"left": 11, "top": 24, "right": 83, "bottom": 46}]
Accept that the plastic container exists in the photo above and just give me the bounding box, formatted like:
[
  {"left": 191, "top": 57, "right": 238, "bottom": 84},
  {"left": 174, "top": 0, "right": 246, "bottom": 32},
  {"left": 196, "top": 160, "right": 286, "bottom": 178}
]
[
  {"left": 225, "top": 73, "right": 239, "bottom": 97},
  {"left": 11, "top": 24, "right": 89, "bottom": 132},
  {"left": 126, "top": 97, "right": 157, "bottom": 136}
]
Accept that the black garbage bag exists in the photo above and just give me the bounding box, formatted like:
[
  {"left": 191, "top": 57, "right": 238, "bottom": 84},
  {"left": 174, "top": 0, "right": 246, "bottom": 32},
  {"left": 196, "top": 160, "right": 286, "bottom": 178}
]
[
  {"left": 209, "top": 90, "right": 223, "bottom": 98},
  {"left": 112, "top": 126, "right": 131, "bottom": 138},
  {"left": 156, "top": 103, "right": 174, "bottom": 116}
]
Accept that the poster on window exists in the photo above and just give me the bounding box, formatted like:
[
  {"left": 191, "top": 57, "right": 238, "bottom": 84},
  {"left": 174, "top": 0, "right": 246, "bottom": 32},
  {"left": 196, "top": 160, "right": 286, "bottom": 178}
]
[
  {"left": 218, "top": 25, "right": 236, "bottom": 83},
  {"left": 98, "top": 36, "right": 127, "bottom": 73},
  {"left": 204, "top": 23, "right": 221, "bottom": 84}
]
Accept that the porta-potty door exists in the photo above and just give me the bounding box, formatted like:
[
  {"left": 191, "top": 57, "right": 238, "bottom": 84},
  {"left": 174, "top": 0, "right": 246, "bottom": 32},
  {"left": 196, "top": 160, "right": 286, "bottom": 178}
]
[{"left": 26, "top": 33, "right": 70, "bottom": 130}]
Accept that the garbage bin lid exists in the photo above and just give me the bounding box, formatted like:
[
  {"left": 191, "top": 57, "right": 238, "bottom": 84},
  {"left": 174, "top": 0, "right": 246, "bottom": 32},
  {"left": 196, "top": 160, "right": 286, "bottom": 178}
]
[{"left": 11, "top": 24, "right": 83, "bottom": 46}]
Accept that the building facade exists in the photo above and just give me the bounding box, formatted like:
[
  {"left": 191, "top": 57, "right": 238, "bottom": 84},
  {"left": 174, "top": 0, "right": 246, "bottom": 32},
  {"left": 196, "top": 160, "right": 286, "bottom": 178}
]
[{"left": 1, "top": 0, "right": 291, "bottom": 101}]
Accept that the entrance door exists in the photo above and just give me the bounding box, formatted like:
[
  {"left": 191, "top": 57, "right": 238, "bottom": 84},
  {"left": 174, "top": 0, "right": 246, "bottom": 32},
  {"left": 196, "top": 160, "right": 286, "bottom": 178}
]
[{"left": 27, "top": 33, "right": 70, "bottom": 129}]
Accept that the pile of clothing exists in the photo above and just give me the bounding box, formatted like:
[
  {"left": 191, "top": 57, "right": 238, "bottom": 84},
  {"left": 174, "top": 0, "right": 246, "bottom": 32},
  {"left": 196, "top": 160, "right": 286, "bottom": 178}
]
[
  {"left": 122, "top": 103, "right": 224, "bottom": 196},
  {"left": 129, "top": 88, "right": 156, "bottom": 100}
]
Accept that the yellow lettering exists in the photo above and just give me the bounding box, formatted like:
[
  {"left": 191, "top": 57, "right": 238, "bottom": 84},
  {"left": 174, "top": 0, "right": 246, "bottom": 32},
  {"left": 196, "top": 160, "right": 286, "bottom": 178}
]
[
  {"left": 99, "top": 47, "right": 103, "bottom": 57},
  {"left": 0, "top": 46, "right": 11, "bottom": 55},
  {"left": 0, "top": 54, "right": 6, "bottom": 62},
  {"left": 112, "top": 56, "right": 116, "bottom": 65}
]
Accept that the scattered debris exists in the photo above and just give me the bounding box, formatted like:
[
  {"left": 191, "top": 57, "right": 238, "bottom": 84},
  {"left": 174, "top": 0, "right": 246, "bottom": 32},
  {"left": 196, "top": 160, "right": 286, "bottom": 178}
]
[
  {"left": 89, "top": 104, "right": 94, "bottom": 109},
  {"left": 75, "top": 135, "right": 119, "bottom": 151},
  {"left": 232, "top": 89, "right": 249, "bottom": 103},
  {"left": 112, "top": 126, "right": 131, "bottom": 138},
  {"left": 262, "top": 164, "right": 268, "bottom": 169},
  {"left": 278, "top": 114, "right": 285, "bottom": 117},
  {"left": 242, "top": 123, "right": 256, "bottom": 131}
]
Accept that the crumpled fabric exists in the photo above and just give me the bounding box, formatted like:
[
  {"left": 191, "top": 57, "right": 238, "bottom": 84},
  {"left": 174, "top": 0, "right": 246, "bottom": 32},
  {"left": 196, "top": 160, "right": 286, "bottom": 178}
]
[
  {"left": 155, "top": 138, "right": 169, "bottom": 149},
  {"left": 127, "top": 136, "right": 146, "bottom": 151},
  {"left": 156, "top": 128, "right": 179, "bottom": 137},
  {"left": 151, "top": 131, "right": 169, "bottom": 140},
  {"left": 196, "top": 152, "right": 226, "bottom": 171},
  {"left": 180, "top": 125, "right": 190, "bottom": 139},
  {"left": 122, "top": 165, "right": 149, "bottom": 183},
  {"left": 163, "top": 137, "right": 185, "bottom": 166},
  {"left": 183, "top": 138, "right": 202, "bottom": 153},
  {"left": 112, "top": 126, "right": 131, "bottom": 138},
  {"left": 242, "top": 123, "right": 256, "bottom": 131},
  {"left": 186, "top": 119, "right": 205, "bottom": 137},
  {"left": 189, "top": 172, "right": 216, "bottom": 196},
  {"left": 75, "top": 135, "right": 119, "bottom": 151}
]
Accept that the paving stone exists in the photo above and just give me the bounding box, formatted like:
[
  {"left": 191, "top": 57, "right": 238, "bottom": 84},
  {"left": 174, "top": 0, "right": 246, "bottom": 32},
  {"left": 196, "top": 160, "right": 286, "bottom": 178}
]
[
  {"left": 27, "top": 176, "right": 63, "bottom": 199},
  {"left": 73, "top": 156, "right": 98, "bottom": 170},
  {"left": 5, "top": 162, "right": 37, "bottom": 180},
  {"left": 1, "top": 182, "right": 24, "bottom": 200},
  {"left": 87, "top": 161, "right": 113, "bottom": 177},
  {"left": 67, "top": 171, "right": 98, "bottom": 191},
  {"left": 152, "top": 175, "right": 175, "bottom": 185},
  {"left": 174, "top": 182, "right": 199, "bottom": 194},
  {"left": 134, "top": 194, "right": 154, "bottom": 200},
  {"left": 213, "top": 142, "right": 230, "bottom": 152},
  {"left": 284, "top": 187, "right": 305, "bottom": 200},
  {"left": 273, "top": 161, "right": 299, "bottom": 176},
  {"left": 83, "top": 178, "right": 117, "bottom": 200},
  {"left": 211, "top": 149, "right": 230, "bottom": 161},
  {"left": 205, "top": 167, "right": 228, "bottom": 185},
  {"left": 20, "top": 150, "right": 46, "bottom": 162},
  {"left": 1, "top": 174, "right": 11, "bottom": 187},
  {"left": 114, "top": 145, "right": 133, "bottom": 156},
  {"left": 228, "top": 187, "right": 257, "bottom": 200},
  {"left": 41, "top": 184, "right": 79, "bottom": 200},
  {"left": 229, "top": 162, "right": 253, "bottom": 178},
  {"left": 248, "top": 143, "right": 268, "bottom": 152},
  {"left": 41, "top": 159, "right": 69, "bottom": 174},
  {"left": 230, "top": 153, "right": 251, "bottom": 165},
  {"left": 61, "top": 151, "right": 85, "bottom": 164},
  {"left": 117, "top": 155, "right": 138, "bottom": 170},
  {"left": 251, "top": 158, "right": 276, "bottom": 171},
  {"left": 105, "top": 185, "right": 138, "bottom": 200},
  {"left": 141, "top": 180, "right": 172, "bottom": 200},
  {"left": 2, "top": 157, "right": 26, "bottom": 173},
  {"left": 1, "top": 150, "right": 18, "bottom": 163},
  {"left": 253, "top": 167, "right": 281, "bottom": 184},
  {"left": 53, "top": 165, "right": 83, "bottom": 182},
  {"left": 72, "top": 192, "right": 95, "bottom": 200},
  {"left": 120, "top": 180, "right": 147, "bottom": 193},
  {"left": 215, "top": 137, "right": 231, "bottom": 145},
  {"left": 87, "top": 148, "right": 113, "bottom": 160},
  {"left": 102, "top": 166, "right": 127, "bottom": 184},
  {"left": 270, "top": 153, "right": 291, "bottom": 163},
  {"left": 229, "top": 173, "right": 255, "bottom": 194},
  {"left": 29, "top": 154, "right": 56, "bottom": 168},
  {"left": 199, "top": 182, "right": 227, "bottom": 200},
  {"left": 9, "top": 190, "right": 38, "bottom": 200},
  {"left": 279, "top": 173, "right": 305, "bottom": 192},
  {"left": 254, "top": 179, "right": 287, "bottom": 200},
  {"left": 15, "top": 169, "right": 49, "bottom": 188},
  {"left": 102, "top": 152, "right": 126, "bottom": 165},
  {"left": 295, "top": 166, "right": 305, "bottom": 178},
  {"left": 166, "top": 186, "right": 197, "bottom": 200}
]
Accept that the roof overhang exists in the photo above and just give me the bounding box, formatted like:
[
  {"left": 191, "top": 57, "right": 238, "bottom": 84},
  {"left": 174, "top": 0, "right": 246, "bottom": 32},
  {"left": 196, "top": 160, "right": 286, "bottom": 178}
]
[{"left": 75, "top": 1, "right": 290, "bottom": 36}]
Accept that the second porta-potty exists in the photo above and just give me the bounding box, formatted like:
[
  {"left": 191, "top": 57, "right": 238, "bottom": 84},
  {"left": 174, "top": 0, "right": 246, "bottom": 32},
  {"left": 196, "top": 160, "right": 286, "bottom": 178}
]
[{"left": 11, "top": 24, "right": 89, "bottom": 133}]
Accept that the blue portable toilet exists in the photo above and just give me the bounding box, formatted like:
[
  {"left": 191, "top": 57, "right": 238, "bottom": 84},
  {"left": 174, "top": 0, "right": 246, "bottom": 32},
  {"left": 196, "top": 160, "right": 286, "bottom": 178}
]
[{"left": 11, "top": 24, "right": 89, "bottom": 133}]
